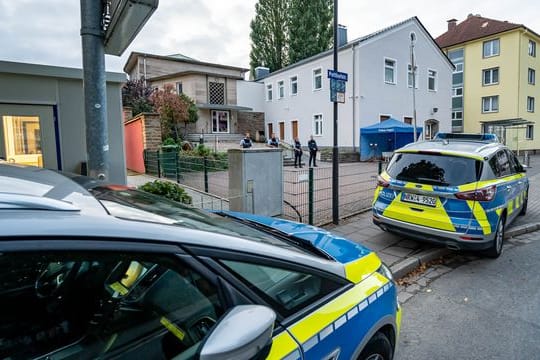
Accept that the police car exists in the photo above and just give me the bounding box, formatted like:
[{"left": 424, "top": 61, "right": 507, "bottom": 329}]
[
  {"left": 373, "top": 133, "right": 528, "bottom": 258},
  {"left": 1, "top": 164, "right": 400, "bottom": 360}
]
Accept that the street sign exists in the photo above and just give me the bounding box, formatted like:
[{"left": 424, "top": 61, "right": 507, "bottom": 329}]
[
  {"left": 327, "top": 70, "right": 348, "bottom": 81},
  {"left": 330, "top": 77, "right": 346, "bottom": 103}
]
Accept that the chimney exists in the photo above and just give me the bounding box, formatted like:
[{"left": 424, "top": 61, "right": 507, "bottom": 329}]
[
  {"left": 338, "top": 24, "right": 348, "bottom": 47},
  {"left": 254, "top": 66, "right": 270, "bottom": 80},
  {"left": 447, "top": 18, "right": 458, "bottom": 31}
]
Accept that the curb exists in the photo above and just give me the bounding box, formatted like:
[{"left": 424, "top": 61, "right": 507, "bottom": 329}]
[{"left": 390, "top": 222, "right": 540, "bottom": 280}]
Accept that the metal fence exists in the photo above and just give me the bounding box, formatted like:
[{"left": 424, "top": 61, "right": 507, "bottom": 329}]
[
  {"left": 282, "top": 162, "right": 380, "bottom": 225},
  {"left": 143, "top": 149, "right": 230, "bottom": 209}
]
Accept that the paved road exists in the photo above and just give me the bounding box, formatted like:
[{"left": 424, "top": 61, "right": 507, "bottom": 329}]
[{"left": 396, "top": 231, "right": 540, "bottom": 359}]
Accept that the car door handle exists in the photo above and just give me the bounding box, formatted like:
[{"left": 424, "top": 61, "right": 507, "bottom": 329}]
[
  {"left": 518, "top": 181, "right": 523, "bottom": 185},
  {"left": 506, "top": 185, "right": 512, "bottom": 191}
]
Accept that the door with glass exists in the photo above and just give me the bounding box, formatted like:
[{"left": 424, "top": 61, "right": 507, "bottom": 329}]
[{"left": 0, "top": 104, "right": 57, "bottom": 168}]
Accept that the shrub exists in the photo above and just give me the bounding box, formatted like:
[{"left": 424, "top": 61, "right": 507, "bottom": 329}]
[
  {"left": 139, "top": 180, "right": 192, "bottom": 205},
  {"left": 162, "top": 137, "right": 177, "bottom": 146}
]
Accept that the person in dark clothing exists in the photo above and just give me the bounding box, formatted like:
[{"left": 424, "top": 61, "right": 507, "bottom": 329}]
[
  {"left": 294, "top": 137, "right": 303, "bottom": 168},
  {"left": 240, "top": 132, "right": 252, "bottom": 148},
  {"left": 267, "top": 133, "right": 279, "bottom": 147},
  {"left": 308, "top": 135, "right": 318, "bottom": 167}
]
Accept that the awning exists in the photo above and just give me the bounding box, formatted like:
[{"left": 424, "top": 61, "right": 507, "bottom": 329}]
[
  {"left": 197, "top": 104, "right": 253, "bottom": 111},
  {"left": 480, "top": 118, "right": 534, "bottom": 127}
]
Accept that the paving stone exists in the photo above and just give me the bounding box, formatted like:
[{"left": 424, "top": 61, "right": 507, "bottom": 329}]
[
  {"left": 397, "top": 239, "right": 422, "bottom": 249},
  {"left": 416, "top": 277, "right": 429, "bottom": 287},
  {"left": 398, "top": 291, "right": 414, "bottom": 304},
  {"left": 424, "top": 270, "right": 443, "bottom": 279},
  {"left": 434, "top": 265, "right": 452, "bottom": 274},
  {"left": 405, "top": 284, "right": 421, "bottom": 293},
  {"left": 382, "top": 246, "right": 415, "bottom": 258},
  {"left": 378, "top": 252, "right": 401, "bottom": 266}
]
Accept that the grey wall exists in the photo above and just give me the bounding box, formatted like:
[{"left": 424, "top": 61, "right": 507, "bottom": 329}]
[{"left": 0, "top": 61, "right": 127, "bottom": 184}]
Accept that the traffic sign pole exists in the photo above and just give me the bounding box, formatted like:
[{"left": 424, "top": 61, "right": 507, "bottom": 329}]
[{"left": 332, "top": 0, "right": 339, "bottom": 225}]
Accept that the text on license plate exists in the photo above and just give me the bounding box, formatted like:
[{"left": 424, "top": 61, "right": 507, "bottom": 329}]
[{"left": 402, "top": 193, "right": 437, "bottom": 207}]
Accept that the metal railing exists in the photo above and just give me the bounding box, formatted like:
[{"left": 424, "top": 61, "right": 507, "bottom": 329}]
[{"left": 282, "top": 162, "right": 379, "bottom": 226}]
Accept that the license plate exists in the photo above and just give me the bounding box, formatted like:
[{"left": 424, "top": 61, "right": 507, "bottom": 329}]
[{"left": 402, "top": 193, "right": 437, "bottom": 207}]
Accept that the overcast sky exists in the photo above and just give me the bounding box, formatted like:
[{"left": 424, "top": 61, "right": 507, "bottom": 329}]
[{"left": 1, "top": 0, "right": 538, "bottom": 74}]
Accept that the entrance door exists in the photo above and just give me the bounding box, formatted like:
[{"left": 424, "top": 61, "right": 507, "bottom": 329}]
[
  {"left": 0, "top": 104, "right": 57, "bottom": 168},
  {"left": 291, "top": 120, "right": 298, "bottom": 140},
  {"left": 279, "top": 122, "right": 285, "bottom": 142},
  {"left": 268, "top": 123, "right": 273, "bottom": 138}
]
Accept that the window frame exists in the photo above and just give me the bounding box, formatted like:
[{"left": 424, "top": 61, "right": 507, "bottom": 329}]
[
  {"left": 452, "top": 87, "right": 463, "bottom": 97},
  {"left": 312, "top": 67, "right": 323, "bottom": 91},
  {"left": 526, "top": 125, "right": 534, "bottom": 140},
  {"left": 427, "top": 69, "right": 437, "bottom": 91},
  {"left": 527, "top": 96, "right": 535, "bottom": 112},
  {"left": 277, "top": 80, "right": 285, "bottom": 99},
  {"left": 266, "top": 83, "right": 273, "bottom": 101},
  {"left": 528, "top": 68, "right": 536, "bottom": 85},
  {"left": 482, "top": 67, "right": 499, "bottom": 86},
  {"left": 482, "top": 95, "right": 499, "bottom": 113},
  {"left": 289, "top": 75, "right": 298, "bottom": 96},
  {"left": 384, "top": 57, "right": 397, "bottom": 84},
  {"left": 407, "top": 63, "right": 418, "bottom": 88},
  {"left": 313, "top": 113, "right": 323, "bottom": 136},
  {"left": 529, "top": 40, "right": 537, "bottom": 57},
  {"left": 175, "top": 81, "right": 183, "bottom": 94},
  {"left": 211, "top": 110, "right": 230, "bottom": 133},
  {"left": 379, "top": 114, "right": 392, "bottom": 122},
  {"left": 483, "top": 38, "right": 500, "bottom": 58},
  {"left": 403, "top": 116, "right": 413, "bottom": 125}
]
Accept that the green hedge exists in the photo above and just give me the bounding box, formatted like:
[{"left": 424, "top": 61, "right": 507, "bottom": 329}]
[{"left": 139, "top": 180, "right": 192, "bottom": 205}]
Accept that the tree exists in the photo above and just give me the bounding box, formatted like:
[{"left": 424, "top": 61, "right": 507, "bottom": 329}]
[
  {"left": 288, "top": 0, "right": 333, "bottom": 64},
  {"left": 249, "top": 0, "right": 289, "bottom": 78},
  {"left": 151, "top": 84, "right": 198, "bottom": 141},
  {"left": 121, "top": 78, "right": 154, "bottom": 117}
]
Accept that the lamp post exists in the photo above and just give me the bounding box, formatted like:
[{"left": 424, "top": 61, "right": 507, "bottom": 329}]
[
  {"left": 410, "top": 32, "right": 418, "bottom": 142},
  {"left": 331, "top": 0, "right": 339, "bottom": 224}
]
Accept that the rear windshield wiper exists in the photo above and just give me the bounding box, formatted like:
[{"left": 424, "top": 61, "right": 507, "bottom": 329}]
[{"left": 216, "top": 213, "right": 333, "bottom": 260}]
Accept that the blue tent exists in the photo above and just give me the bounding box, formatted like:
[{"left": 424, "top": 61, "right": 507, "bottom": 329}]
[{"left": 360, "top": 118, "right": 422, "bottom": 161}]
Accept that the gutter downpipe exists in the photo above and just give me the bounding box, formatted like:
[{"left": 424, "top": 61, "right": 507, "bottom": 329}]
[{"left": 352, "top": 43, "right": 357, "bottom": 152}]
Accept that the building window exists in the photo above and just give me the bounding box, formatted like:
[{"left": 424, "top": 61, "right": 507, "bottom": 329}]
[
  {"left": 266, "top": 84, "right": 273, "bottom": 101},
  {"left": 483, "top": 67, "right": 499, "bottom": 85},
  {"left": 428, "top": 69, "right": 437, "bottom": 91},
  {"left": 452, "top": 111, "right": 463, "bottom": 128},
  {"left": 452, "top": 87, "right": 463, "bottom": 97},
  {"left": 407, "top": 64, "right": 418, "bottom": 88},
  {"left": 528, "top": 68, "right": 536, "bottom": 85},
  {"left": 313, "top": 114, "right": 323, "bottom": 136},
  {"left": 208, "top": 81, "right": 225, "bottom": 104},
  {"left": 290, "top": 75, "right": 298, "bottom": 95},
  {"left": 526, "top": 125, "right": 534, "bottom": 140},
  {"left": 529, "top": 40, "right": 536, "bottom": 57},
  {"left": 277, "top": 80, "right": 285, "bottom": 99},
  {"left": 482, "top": 96, "right": 499, "bottom": 113},
  {"left": 380, "top": 114, "right": 391, "bottom": 122},
  {"left": 454, "top": 63, "right": 464, "bottom": 72},
  {"left": 175, "top": 82, "right": 183, "bottom": 94},
  {"left": 483, "top": 39, "right": 500, "bottom": 57},
  {"left": 527, "top": 96, "right": 535, "bottom": 112},
  {"left": 384, "top": 58, "right": 396, "bottom": 84},
  {"left": 313, "top": 68, "right": 322, "bottom": 90},
  {"left": 403, "top": 116, "right": 413, "bottom": 124},
  {"left": 211, "top": 110, "right": 230, "bottom": 133}
]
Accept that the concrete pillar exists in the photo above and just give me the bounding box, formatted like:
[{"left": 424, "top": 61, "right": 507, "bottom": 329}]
[{"left": 228, "top": 148, "right": 283, "bottom": 216}]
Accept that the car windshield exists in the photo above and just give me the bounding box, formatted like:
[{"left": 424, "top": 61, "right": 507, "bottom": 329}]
[
  {"left": 387, "top": 153, "right": 482, "bottom": 186},
  {"left": 90, "top": 187, "right": 310, "bottom": 255}
]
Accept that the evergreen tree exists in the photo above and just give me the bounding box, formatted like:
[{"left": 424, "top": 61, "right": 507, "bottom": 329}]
[
  {"left": 249, "top": 0, "right": 289, "bottom": 78},
  {"left": 288, "top": 0, "right": 333, "bottom": 64}
]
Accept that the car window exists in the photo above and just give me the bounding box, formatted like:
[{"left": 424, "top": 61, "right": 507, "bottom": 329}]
[
  {"left": 387, "top": 153, "right": 481, "bottom": 186},
  {"left": 505, "top": 150, "right": 523, "bottom": 174},
  {"left": 221, "top": 260, "right": 343, "bottom": 318},
  {"left": 494, "top": 150, "right": 512, "bottom": 177},
  {"left": 0, "top": 252, "right": 224, "bottom": 360}
]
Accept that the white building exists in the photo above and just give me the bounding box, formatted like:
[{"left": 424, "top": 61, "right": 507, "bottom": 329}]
[{"left": 253, "top": 17, "right": 454, "bottom": 152}]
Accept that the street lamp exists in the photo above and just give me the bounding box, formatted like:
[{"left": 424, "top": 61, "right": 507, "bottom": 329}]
[{"left": 410, "top": 32, "right": 418, "bottom": 142}]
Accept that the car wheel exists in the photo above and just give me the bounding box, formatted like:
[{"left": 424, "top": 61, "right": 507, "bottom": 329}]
[
  {"left": 484, "top": 216, "right": 505, "bottom": 258},
  {"left": 519, "top": 191, "right": 528, "bottom": 216},
  {"left": 357, "top": 332, "right": 393, "bottom": 360}
]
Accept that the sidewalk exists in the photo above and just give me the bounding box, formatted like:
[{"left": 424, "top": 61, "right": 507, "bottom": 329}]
[{"left": 326, "top": 160, "right": 540, "bottom": 279}]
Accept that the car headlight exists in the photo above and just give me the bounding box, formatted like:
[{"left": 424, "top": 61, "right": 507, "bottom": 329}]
[{"left": 376, "top": 263, "right": 395, "bottom": 283}]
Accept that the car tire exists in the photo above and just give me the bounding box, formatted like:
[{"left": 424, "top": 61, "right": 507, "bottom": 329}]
[
  {"left": 519, "top": 191, "right": 528, "bottom": 216},
  {"left": 484, "top": 216, "right": 505, "bottom": 258},
  {"left": 357, "top": 332, "right": 393, "bottom": 360}
]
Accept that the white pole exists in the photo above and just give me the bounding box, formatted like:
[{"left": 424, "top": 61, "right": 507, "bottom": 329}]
[{"left": 410, "top": 33, "right": 418, "bottom": 142}]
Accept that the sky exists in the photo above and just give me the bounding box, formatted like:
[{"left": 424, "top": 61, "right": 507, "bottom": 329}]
[{"left": 1, "top": 0, "right": 539, "bottom": 74}]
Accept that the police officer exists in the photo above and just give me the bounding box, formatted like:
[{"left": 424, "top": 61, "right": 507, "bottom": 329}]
[
  {"left": 308, "top": 135, "right": 318, "bottom": 167},
  {"left": 267, "top": 133, "right": 279, "bottom": 147},
  {"left": 240, "top": 132, "right": 252, "bottom": 149},
  {"left": 294, "top": 137, "right": 303, "bottom": 168}
]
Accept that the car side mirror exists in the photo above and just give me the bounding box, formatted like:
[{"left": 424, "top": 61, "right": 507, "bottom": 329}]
[{"left": 199, "top": 305, "right": 276, "bottom": 360}]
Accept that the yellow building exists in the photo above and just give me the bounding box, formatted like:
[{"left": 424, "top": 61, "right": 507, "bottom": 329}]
[{"left": 436, "top": 14, "right": 540, "bottom": 152}]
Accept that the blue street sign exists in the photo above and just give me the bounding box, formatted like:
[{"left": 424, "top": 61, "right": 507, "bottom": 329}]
[{"left": 327, "top": 70, "right": 348, "bottom": 81}]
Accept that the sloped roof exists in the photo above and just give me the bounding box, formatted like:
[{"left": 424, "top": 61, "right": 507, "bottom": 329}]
[
  {"left": 360, "top": 118, "right": 422, "bottom": 134},
  {"left": 436, "top": 15, "right": 523, "bottom": 48}
]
